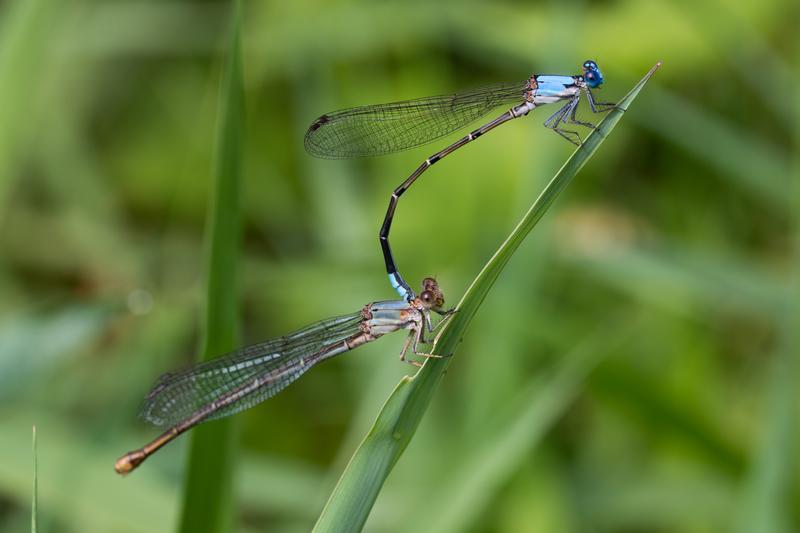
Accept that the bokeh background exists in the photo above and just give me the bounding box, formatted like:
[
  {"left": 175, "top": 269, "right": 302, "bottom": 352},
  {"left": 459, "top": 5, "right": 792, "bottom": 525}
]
[{"left": 0, "top": 0, "right": 797, "bottom": 531}]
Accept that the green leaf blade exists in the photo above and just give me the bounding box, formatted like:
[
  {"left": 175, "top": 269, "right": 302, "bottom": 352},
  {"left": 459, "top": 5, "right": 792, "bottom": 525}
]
[
  {"left": 177, "top": 4, "right": 245, "bottom": 533},
  {"left": 31, "top": 425, "right": 37, "bottom": 533}
]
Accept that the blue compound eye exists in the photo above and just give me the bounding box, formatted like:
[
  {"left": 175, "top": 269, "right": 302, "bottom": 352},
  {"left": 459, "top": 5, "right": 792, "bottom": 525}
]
[
  {"left": 584, "top": 69, "right": 604, "bottom": 88},
  {"left": 583, "top": 60, "right": 598, "bottom": 71}
]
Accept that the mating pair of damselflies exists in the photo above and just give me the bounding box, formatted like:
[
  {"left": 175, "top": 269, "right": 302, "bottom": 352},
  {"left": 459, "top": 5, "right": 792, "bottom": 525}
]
[{"left": 115, "top": 60, "right": 614, "bottom": 474}]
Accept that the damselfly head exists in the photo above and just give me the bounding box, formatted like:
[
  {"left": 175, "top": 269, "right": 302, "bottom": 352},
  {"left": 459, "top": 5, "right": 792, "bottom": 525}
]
[
  {"left": 419, "top": 277, "right": 445, "bottom": 310},
  {"left": 582, "top": 60, "right": 604, "bottom": 89}
]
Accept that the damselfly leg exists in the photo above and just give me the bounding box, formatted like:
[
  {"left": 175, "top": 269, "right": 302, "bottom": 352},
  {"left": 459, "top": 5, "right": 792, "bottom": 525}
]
[{"left": 544, "top": 99, "right": 583, "bottom": 145}]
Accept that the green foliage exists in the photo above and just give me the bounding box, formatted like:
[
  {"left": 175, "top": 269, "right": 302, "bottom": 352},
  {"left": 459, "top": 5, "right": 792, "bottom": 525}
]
[
  {"left": 179, "top": 5, "right": 244, "bottom": 533},
  {"left": 31, "top": 426, "right": 36, "bottom": 533}
]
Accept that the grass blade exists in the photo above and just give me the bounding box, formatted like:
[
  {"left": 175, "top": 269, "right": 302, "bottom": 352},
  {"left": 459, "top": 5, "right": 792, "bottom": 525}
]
[
  {"left": 734, "top": 335, "right": 796, "bottom": 533},
  {"left": 313, "top": 62, "right": 662, "bottom": 532},
  {"left": 415, "top": 325, "right": 636, "bottom": 533},
  {"left": 31, "top": 425, "right": 37, "bottom": 533},
  {"left": 734, "top": 34, "right": 800, "bottom": 532},
  {"left": 635, "top": 87, "right": 790, "bottom": 210},
  {"left": 177, "top": 4, "right": 245, "bottom": 533}
]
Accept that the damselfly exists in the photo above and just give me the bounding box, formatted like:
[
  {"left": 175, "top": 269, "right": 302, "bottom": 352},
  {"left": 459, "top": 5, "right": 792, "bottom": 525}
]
[
  {"left": 305, "top": 60, "right": 614, "bottom": 301},
  {"left": 115, "top": 278, "right": 452, "bottom": 474}
]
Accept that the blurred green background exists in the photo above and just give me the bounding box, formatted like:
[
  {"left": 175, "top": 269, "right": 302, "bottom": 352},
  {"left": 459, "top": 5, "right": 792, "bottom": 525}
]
[{"left": 0, "top": 0, "right": 796, "bottom": 531}]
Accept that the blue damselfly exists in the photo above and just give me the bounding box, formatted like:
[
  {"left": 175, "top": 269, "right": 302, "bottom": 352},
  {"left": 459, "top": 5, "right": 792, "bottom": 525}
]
[
  {"left": 115, "top": 278, "right": 451, "bottom": 474},
  {"left": 305, "top": 60, "right": 614, "bottom": 300}
]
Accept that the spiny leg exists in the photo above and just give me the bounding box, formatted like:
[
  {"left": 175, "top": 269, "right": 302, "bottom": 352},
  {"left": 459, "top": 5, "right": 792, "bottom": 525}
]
[
  {"left": 398, "top": 329, "right": 422, "bottom": 367},
  {"left": 543, "top": 101, "right": 570, "bottom": 128},
  {"left": 584, "top": 88, "right": 617, "bottom": 113},
  {"left": 405, "top": 323, "right": 451, "bottom": 366},
  {"left": 417, "top": 316, "right": 457, "bottom": 361},
  {"left": 551, "top": 127, "right": 582, "bottom": 146},
  {"left": 561, "top": 95, "right": 598, "bottom": 130},
  {"left": 399, "top": 327, "right": 444, "bottom": 367},
  {"left": 423, "top": 306, "right": 457, "bottom": 333},
  {"left": 544, "top": 100, "right": 582, "bottom": 146}
]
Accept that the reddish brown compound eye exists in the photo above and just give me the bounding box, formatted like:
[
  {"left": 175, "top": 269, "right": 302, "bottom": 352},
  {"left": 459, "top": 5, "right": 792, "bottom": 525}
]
[
  {"left": 422, "top": 278, "right": 438, "bottom": 292},
  {"left": 420, "top": 290, "right": 433, "bottom": 304}
]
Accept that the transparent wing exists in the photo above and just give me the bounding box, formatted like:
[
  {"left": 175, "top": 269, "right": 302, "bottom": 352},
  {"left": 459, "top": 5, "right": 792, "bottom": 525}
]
[
  {"left": 304, "top": 81, "right": 528, "bottom": 158},
  {"left": 140, "top": 312, "right": 363, "bottom": 427}
]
